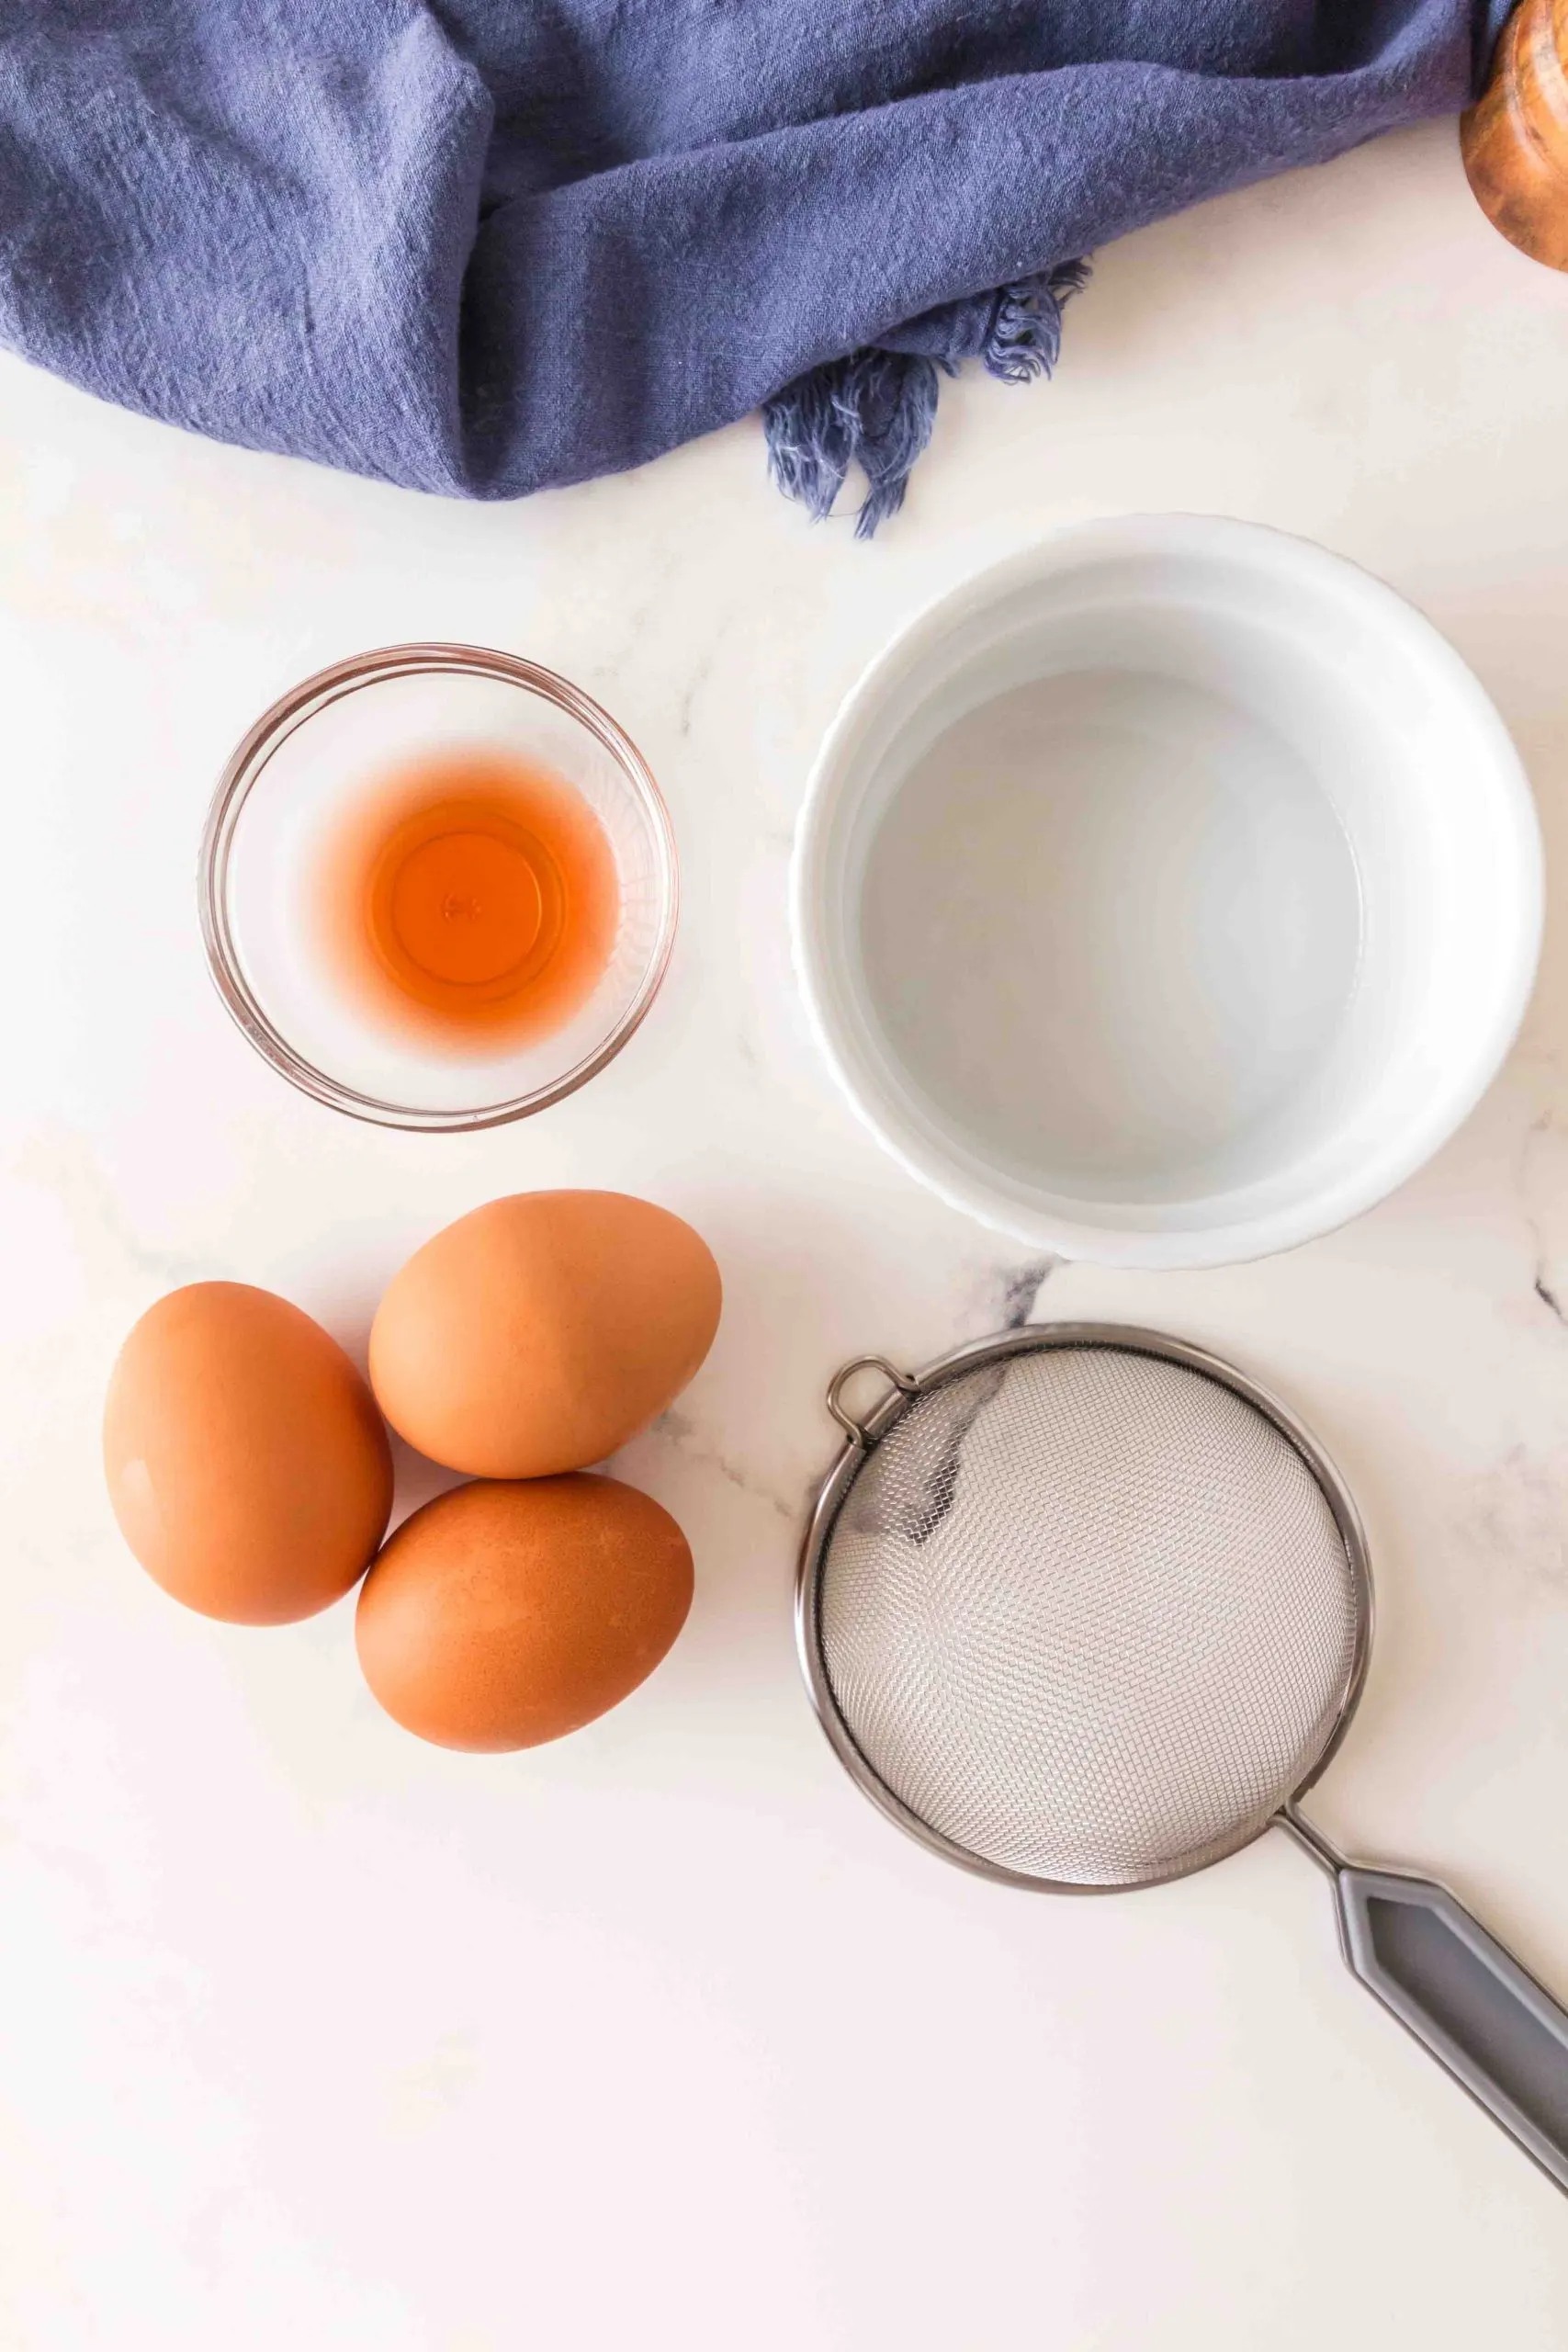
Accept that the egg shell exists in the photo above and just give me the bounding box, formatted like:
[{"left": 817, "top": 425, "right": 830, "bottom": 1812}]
[
  {"left": 355, "top": 1473, "right": 694, "bottom": 1750},
  {"left": 103, "top": 1281, "right": 393, "bottom": 1625},
  {"left": 368, "top": 1190, "right": 722, "bottom": 1477}
]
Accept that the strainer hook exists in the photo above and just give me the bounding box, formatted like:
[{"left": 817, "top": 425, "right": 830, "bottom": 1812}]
[{"left": 825, "top": 1355, "right": 919, "bottom": 1446}]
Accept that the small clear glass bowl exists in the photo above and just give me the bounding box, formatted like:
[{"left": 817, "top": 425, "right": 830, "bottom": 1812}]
[{"left": 199, "top": 644, "right": 678, "bottom": 1131}]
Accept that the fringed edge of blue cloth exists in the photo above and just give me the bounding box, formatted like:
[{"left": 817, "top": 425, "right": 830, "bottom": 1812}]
[{"left": 762, "top": 258, "right": 1090, "bottom": 538}]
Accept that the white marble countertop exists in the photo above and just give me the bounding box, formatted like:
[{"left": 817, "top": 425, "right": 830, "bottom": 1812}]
[{"left": 6, "top": 117, "right": 1568, "bottom": 2349}]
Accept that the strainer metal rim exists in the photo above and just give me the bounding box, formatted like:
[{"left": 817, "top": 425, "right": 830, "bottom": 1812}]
[{"left": 795, "top": 1322, "right": 1374, "bottom": 1896}]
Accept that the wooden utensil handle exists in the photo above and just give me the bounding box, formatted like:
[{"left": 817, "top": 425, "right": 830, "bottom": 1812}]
[{"left": 1463, "top": 0, "right": 1568, "bottom": 268}]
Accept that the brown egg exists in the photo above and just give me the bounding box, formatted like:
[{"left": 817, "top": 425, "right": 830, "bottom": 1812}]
[
  {"left": 104, "top": 1282, "right": 392, "bottom": 1624},
  {"left": 368, "top": 1191, "right": 722, "bottom": 1477},
  {"left": 355, "top": 1474, "right": 694, "bottom": 1749}
]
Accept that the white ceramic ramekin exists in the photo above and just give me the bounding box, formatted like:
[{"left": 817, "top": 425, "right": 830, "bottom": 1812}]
[{"left": 791, "top": 516, "right": 1542, "bottom": 1270}]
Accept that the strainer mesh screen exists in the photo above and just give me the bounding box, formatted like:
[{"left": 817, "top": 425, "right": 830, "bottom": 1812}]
[{"left": 816, "top": 1346, "right": 1360, "bottom": 1886}]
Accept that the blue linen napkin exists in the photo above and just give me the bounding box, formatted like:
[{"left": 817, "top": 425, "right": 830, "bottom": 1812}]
[{"left": 0, "top": 3, "right": 1508, "bottom": 532}]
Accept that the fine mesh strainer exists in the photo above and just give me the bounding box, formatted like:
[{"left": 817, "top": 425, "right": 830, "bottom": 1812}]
[{"left": 797, "top": 1323, "right": 1568, "bottom": 2190}]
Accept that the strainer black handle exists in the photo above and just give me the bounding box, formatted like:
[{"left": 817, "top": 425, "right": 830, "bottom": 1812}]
[{"left": 1331, "top": 1860, "right": 1568, "bottom": 2191}]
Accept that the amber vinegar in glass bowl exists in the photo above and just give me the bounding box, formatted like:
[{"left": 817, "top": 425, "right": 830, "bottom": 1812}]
[{"left": 200, "top": 646, "right": 678, "bottom": 1129}]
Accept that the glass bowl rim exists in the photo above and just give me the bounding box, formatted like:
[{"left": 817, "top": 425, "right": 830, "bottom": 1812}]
[{"left": 198, "top": 640, "right": 679, "bottom": 1132}]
